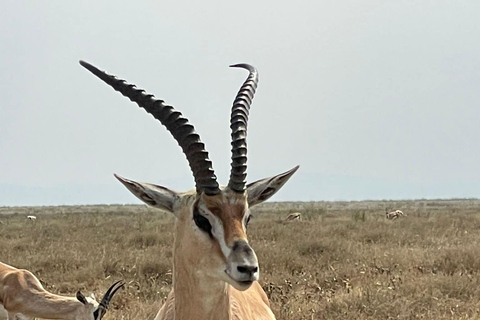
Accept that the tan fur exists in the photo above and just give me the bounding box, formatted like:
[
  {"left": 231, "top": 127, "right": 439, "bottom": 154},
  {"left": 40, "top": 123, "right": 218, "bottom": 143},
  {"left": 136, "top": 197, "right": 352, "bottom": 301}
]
[
  {"left": 202, "top": 192, "right": 248, "bottom": 245},
  {"left": 153, "top": 191, "right": 276, "bottom": 320},
  {"left": 155, "top": 282, "right": 274, "bottom": 320},
  {"left": 0, "top": 262, "right": 97, "bottom": 320}
]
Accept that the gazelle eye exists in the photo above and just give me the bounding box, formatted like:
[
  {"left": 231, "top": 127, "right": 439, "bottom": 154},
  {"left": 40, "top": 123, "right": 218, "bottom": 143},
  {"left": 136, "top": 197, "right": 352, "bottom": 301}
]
[
  {"left": 193, "top": 206, "right": 213, "bottom": 238},
  {"left": 246, "top": 215, "right": 252, "bottom": 226}
]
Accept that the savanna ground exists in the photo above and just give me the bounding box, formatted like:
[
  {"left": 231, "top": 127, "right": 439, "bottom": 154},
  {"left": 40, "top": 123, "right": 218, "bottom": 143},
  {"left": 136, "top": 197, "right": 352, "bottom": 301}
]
[{"left": 1, "top": 199, "right": 480, "bottom": 319}]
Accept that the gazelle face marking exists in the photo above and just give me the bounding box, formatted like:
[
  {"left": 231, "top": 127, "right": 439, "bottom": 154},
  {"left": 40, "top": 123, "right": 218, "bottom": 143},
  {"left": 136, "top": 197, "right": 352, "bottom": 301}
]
[{"left": 194, "top": 191, "right": 258, "bottom": 290}]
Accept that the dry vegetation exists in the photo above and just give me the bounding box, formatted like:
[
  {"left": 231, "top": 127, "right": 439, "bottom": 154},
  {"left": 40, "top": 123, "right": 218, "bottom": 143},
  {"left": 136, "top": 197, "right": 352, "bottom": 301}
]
[{"left": 1, "top": 199, "right": 480, "bottom": 319}]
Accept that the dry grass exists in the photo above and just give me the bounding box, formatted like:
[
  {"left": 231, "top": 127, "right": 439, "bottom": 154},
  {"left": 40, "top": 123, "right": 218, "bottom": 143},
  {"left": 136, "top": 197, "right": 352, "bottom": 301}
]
[{"left": 1, "top": 199, "right": 480, "bottom": 319}]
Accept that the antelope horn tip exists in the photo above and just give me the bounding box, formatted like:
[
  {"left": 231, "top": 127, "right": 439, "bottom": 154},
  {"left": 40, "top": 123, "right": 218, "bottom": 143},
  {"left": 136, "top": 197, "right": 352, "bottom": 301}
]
[
  {"left": 229, "top": 63, "right": 257, "bottom": 73},
  {"left": 79, "top": 60, "right": 92, "bottom": 68}
]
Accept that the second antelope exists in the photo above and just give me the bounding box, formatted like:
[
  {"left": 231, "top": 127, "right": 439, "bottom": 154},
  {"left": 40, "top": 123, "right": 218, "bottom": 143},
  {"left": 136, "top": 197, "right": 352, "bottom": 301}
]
[
  {"left": 285, "top": 212, "right": 301, "bottom": 221},
  {"left": 80, "top": 60, "right": 298, "bottom": 320},
  {"left": 0, "top": 261, "right": 123, "bottom": 320},
  {"left": 386, "top": 209, "right": 405, "bottom": 220}
]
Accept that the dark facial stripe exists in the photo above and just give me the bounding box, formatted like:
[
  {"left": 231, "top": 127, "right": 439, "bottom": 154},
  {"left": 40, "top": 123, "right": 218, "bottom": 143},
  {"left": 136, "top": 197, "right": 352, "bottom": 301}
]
[{"left": 193, "top": 201, "right": 213, "bottom": 238}]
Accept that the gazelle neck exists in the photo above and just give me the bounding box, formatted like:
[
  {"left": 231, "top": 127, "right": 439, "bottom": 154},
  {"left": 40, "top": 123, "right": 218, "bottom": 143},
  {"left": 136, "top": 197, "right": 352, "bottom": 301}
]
[
  {"left": 22, "top": 293, "right": 84, "bottom": 320},
  {"left": 172, "top": 211, "right": 232, "bottom": 320},
  {"left": 173, "top": 260, "right": 230, "bottom": 320}
]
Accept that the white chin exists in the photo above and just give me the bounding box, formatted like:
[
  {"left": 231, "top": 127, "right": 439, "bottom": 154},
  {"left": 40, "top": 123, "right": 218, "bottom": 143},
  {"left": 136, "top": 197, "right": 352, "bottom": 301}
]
[{"left": 224, "top": 271, "right": 254, "bottom": 291}]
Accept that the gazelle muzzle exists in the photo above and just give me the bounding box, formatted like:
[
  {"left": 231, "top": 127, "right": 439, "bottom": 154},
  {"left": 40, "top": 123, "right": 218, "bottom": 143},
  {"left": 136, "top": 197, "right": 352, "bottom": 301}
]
[{"left": 225, "top": 240, "right": 259, "bottom": 289}]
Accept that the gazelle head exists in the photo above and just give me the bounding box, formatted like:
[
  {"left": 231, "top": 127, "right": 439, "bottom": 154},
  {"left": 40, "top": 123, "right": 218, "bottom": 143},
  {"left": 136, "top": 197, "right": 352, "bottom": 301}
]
[
  {"left": 80, "top": 61, "right": 299, "bottom": 291},
  {"left": 76, "top": 280, "right": 124, "bottom": 320}
]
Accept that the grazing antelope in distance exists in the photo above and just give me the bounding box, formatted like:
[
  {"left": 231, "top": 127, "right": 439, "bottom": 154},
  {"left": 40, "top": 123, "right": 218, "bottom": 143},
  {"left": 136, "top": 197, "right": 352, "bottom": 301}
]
[
  {"left": 26, "top": 216, "right": 36, "bottom": 221},
  {"left": 80, "top": 60, "right": 299, "bottom": 320},
  {"left": 385, "top": 209, "right": 405, "bottom": 220},
  {"left": 285, "top": 212, "right": 301, "bottom": 221},
  {"left": 0, "top": 261, "right": 123, "bottom": 320},
  {"left": 385, "top": 210, "right": 398, "bottom": 220}
]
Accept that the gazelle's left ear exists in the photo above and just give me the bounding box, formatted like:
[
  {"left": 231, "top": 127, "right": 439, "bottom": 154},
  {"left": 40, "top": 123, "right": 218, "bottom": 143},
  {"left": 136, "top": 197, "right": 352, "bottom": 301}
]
[{"left": 246, "top": 165, "right": 299, "bottom": 207}]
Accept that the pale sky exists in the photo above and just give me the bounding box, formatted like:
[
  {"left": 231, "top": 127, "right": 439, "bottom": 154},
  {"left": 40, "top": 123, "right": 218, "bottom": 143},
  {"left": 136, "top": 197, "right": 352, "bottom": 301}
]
[{"left": 1, "top": 1, "right": 479, "bottom": 206}]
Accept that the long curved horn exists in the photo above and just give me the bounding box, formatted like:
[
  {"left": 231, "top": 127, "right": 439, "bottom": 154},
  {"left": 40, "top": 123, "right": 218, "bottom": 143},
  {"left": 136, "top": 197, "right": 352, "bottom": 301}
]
[
  {"left": 79, "top": 61, "right": 220, "bottom": 195},
  {"left": 228, "top": 64, "right": 259, "bottom": 193},
  {"left": 94, "top": 280, "right": 125, "bottom": 320}
]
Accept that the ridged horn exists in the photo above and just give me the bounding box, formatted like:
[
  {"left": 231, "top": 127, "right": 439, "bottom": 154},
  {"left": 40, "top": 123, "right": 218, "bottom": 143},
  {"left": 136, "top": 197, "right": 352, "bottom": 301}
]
[
  {"left": 94, "top": 280, "right": 125, "bottom": 320},
  {"left": 98, "top": 280, "right": 124, "bottom": 309},
  {"left": 228, "top": 64, "right": 259, "bottom": 193},
  {"left": 79, "top": 61, "right": 220, "bottom": 195}
]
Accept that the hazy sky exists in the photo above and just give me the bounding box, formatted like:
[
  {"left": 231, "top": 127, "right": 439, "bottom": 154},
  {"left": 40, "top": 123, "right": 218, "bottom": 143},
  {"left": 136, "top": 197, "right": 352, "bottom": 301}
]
[{"left": 1, "top": 1, "right": 479, "bottom": 206}]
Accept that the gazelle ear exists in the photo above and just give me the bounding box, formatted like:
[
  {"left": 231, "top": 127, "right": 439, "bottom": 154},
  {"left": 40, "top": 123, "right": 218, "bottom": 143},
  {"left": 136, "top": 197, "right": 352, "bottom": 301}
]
[
  {"left": 114, "top": 174, "right": 179, "bottom": 213},
  {"left": 246, "top": 165, "right": 299, "bottom": 207},
  {"left": 77, "top": 291, "right": 88, "bottom": 305}
]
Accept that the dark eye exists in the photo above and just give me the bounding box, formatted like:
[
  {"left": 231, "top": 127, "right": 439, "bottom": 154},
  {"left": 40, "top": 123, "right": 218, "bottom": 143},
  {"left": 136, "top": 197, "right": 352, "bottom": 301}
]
[
  {"left": 246, "top": 215, "right": 252, "bottom": 226},
  {"left": 193, "top": 206, "right": 213, "bottom": 238}
]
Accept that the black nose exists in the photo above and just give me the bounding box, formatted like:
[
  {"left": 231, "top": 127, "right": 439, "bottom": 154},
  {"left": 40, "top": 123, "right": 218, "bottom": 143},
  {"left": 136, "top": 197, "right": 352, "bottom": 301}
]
[{"left": 237, "top": 265, "right": 258, "bottom": 275}]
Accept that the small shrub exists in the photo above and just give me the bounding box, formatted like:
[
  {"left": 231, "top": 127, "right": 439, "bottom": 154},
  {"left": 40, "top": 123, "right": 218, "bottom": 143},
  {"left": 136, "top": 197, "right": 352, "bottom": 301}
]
[
  {"left": 129, "top": 232, "right": 163, "bottom": 249},
  {"left": 351, "top": 210, "right": 367, "bottom": 222}
]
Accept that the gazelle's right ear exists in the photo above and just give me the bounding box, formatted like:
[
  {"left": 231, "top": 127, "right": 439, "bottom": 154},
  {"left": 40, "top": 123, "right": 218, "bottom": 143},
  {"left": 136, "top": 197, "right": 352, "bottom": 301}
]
[{"left": 114, "top": 174, "right": 179, "bottom": 213}]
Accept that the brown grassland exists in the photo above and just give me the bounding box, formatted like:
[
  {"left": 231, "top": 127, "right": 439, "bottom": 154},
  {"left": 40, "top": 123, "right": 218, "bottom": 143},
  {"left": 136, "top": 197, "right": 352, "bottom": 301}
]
[{"left": 1, "top": 199, "right": 480, "bottom": 319}]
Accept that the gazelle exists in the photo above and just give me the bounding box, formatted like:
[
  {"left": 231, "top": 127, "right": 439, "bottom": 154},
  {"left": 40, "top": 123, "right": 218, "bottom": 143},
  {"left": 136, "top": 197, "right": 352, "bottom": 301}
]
[
  {"left": 80, "top": 60, "right": 299, "bottom": 320},
  {"left": 0, "top": 261, "right": 123, "bottom": 320},
  {"left": 385, "top": 209, "right": 404, "bottom": 220},
  {"left": 385, "top": 210, "right": 398, "bottom": 220},
  {"left": 285, "top": 212, "right": 301, "bottom": 221},
  {"left": 26, "top": 216, "right": 36, "bottom": 221}
]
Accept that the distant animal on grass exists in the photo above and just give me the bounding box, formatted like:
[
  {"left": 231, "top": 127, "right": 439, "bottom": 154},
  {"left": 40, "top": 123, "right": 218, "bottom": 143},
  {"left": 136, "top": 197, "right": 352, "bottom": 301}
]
[
  {"left": 26, "top": 216, "right": 36, "bottom": 221},
  {"left": 0, "top": 261, "right": 123, "bottom": 320},
  {"left": 385, "top": 210, "right": 405, "bottom": 220},
  {"left": 80, "top": 60, "right": 299, "bottom": 320},
  {"left": 285, "top": 212, "right": 301, "bottom": 221}
]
